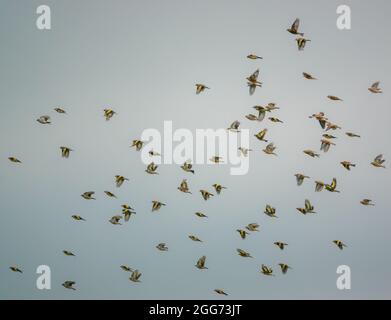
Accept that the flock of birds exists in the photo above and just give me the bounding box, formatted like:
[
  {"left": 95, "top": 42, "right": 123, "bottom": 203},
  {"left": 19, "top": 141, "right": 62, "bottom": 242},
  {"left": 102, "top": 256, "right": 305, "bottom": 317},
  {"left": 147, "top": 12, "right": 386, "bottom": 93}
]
[{"left": 6, "top": 18, "right": 387, "bottom": 297}]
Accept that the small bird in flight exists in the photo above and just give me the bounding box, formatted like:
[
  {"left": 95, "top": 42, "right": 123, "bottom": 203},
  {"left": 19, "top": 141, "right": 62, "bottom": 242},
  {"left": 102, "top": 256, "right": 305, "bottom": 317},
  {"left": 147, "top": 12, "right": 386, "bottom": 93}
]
[
  {"left": 54, "top": 107, "right": 66, "bottom": 114},
  {"left": 156, "top": 243, "right": 168, "bottom": 251},
  {"left": 340, "top": 161, "right": 356, "bottom": 171},
  {"left": 62, "top": 281, "right": 76, "bottom": 290},
  {"left": 60, "top": 147, "right": 73, "bottom": 158},
  {"left": 287, "top": 18, "right": 304, "bottom": 36},
  {"left": 360, "top": 199, "right": 375, "bottom": 206},
  {"left": 152, "top": 201, "right": 166, "bottom": 212},
  {"left": 214, "top": 289, "right": 228, "bottom": 296},
  {"left": 264, "top": 205, "right": 277, "bottom": 218},
  {"left": 371, "top": 154, "right": 386, "bottom": 168},
  {"left": 195, "top": 84, "right": 210, "bottom": 94},
  {"left": 200, "top": 190, "right": 214, "bottom": 200},
  {"left": 8, "top": 157, "right": 22, "bottom": 163},
  {"left": 103, "top": 109, "right": 116, "bottom": 121},
  {"left": 237, "top": 248, "right": 252, "bottom": 258},
  {"left": 303, "top": 72, "right": 317, "bottom": 80},
  {"left": 81, "top": 191, "right": 95, "bottom": 200},
  {"left": 115, "top": 175, "right": 129, "bottom": 187},
  {"left": 295, "top": 173, "right": 310, "bottom": 186},
  {"left": 333, "top": 240, "right": 347, "bottom": 250},
  {"left": 260, "top": 264, "right": 274, "bottom": 276},
  {"left": 178, "top": 179, "right": 192, "bottom": 194},
  {"left": 129, "top": 270, "right": 142, "bottom": 282},
  {"left": 325, "top": 178, "right": 340, "bottom": 193},
  {"left": 296, "top": 37, "right": 311, "bottom": 51},
  {"left": 195, "top": 256, "right": 208, "bottom": 269},
  {"left": 247, "top": 54, "right": 262, "bottom": 60},
  {"left": 37, "top": 115, "right": 51, "bottom": 124}
]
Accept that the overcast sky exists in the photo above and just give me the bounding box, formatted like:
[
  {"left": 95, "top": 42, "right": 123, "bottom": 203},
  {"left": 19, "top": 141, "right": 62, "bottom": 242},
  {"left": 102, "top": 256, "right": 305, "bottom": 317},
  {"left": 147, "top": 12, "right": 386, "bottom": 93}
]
[{"left": 0, "top": 0, "right": 390, "bottom": 299}]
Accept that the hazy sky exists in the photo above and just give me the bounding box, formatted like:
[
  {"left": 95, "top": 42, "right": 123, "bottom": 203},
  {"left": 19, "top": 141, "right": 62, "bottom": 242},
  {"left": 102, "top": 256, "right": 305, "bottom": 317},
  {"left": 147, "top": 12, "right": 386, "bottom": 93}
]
[{"left": 0, "top": 0, "right": 390, "bottom": 299}]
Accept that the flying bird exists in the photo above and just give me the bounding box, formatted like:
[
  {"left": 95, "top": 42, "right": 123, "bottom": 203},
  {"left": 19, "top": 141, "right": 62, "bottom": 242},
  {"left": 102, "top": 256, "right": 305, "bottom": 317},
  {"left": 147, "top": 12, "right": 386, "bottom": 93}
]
[
  {"left": 323, "top": 134, "right": 337, "bottom": 139},
  {"left": 104, "top": 191, "right": 117, "bottom": 198},
  {"left": 181, "top": 160, "right": 195, "bottom": 174},
  {"left": 326, "top": 122, "right": 342, "bottom": 131},
  {"left": 152, "top": 201, "right": 166, "bottom": 212},
  {"left": 189, "top": 235, "right": 202, "bottom": 242},
  {"left": 129, "top": 270, "right": 142, "bottom": 282},
  {"left": 263, "top": 143, "right": 277, "bottom": 156},
  {"left": 63, "top": 250, "right": 75, "bottom": 256},
  {"left": 309, "top": 112, "right": 328, "bottom": 129},
  {"left": 60, "top": 147, "right": 73, "bottom": 158},
  {"left": 247, "top": 54, "right": 262, "bottom": 60},
  {"left": 200, "top": 190, "right": 214, "bottom": 200},
  {"left": 279, "top": 263, "right": 292, "bottom": 274},
  {"left": 212, "top": 184, "right": 226, "bottom": 194},
  {"left": 360, "top": 199, "right": 375, "bottom": 206},
  {"left": 37, "top": 115, "right": 51, "bottom": 124},
  {"left": 303, "top": 150, "right": 320, "bottom": 158},
  {"left": 287, "top": 18, "right": 304, "bottom": 36},
  {"left": 254, "top": 128, "right": 268, "bottom": 142},
  {"left": 237, "top": 248, "right": 252, "bottom": 258},
  {"left": 8, "top": 157, "right": 22, "bottom": 163},
  {"left": 195, "top": 256, "right": 208, "bottom": 269},
  {"left": 156, "top": 243, "right": 168, "bottom": 251},
  {"left": 214, "top": 289, "right": 228, "bottom": 296},
  {"left": 238, "top": 147, "right": 252, "bottom": 157},
  {"left": 260, "top": 264, "right": 274, "bottom": 276},
  {"left": 109, "top": 215, "right": 122, "bottom": 225},
  {"left": 103, "top": 109, "right": 116, "bottom": 121},
  {"left": 121, "top": 265, "right": 133, "bottom": 272},
  {"left": 246, "top": 69, "right": 262, "bottom": 95},
  {"left": 195, "top": 84, "right": 210, "bottom": 94},
  {"left": 268, "top": 117, "right": 284, "bottom": 123},
  {"left": 62, "top": 281, "right": 76, "bottom": 290},
  {"left": 296, "top": 37, "right": 310, "bottom": 51},
  {"left": 227, "top": 120, "right": 240, "bottom": 132},
  {"left": 195, "top": 212, "right": 207, "bottom": 218},
  {"left": 325, "top": 178, "right": 340, "bottom": 193},
  {"left": 274, "top": 242, "right": 288, "bottom": 250},
  {"left": 81, "top": 191, "right": 95, "bottom": 200},
  {"left": 115, "top": 175, "right": 129, "bottom": 187},
  {"left": 340, "top": 161, "right": 356, "bottom": 171},
  {"left": 245, "top": 223, "right": 260, "bottom": 232},
  {"left": 314, "top": 181, "right": 325, "bottom": 192},
  {"left": 327, "top": 95, "right": 343, "bottom": 101},
  {"left": 10, "top": 266, "right": 23, "bottom": 273},
  {"left": 131, "top": 140, "right": 144, "bottom": 151},
  {"left": 146, "top": 162, "right": 159, "bottom": 174},
  {"left": 303, "top": 72, "right": 317, "bottom": 80},
  {"left": 345, "top": 132, "right": 360, "bottom": 138},
  {"left": 178, "top": 179, "right": 192, "bottom": 194},
  {"left": 371, "top": 154, "right": 386, "bottom": 168},
  {"left": 320, "top": 139, "right": 335, "bottom": 153},
  {"left": 54, "top": 107, "right": 66, "bottom": 114},
  {"left": 72, "top": 215, "right": 86, "bottom": 221},
  {"left": 122, "top": 207, "right": 136, "bottom": 221},
  {"left": 210, "top": 156, "right": 223, "bottom": 164},
  {"left": 237, "top": 229, "right": 249, "bottom": 239},
  {"left": 264, "top": 205, "right": 277, "bottom": 218},
  {"left": 333, "top": 240, "right": 347, "bottom": 250},
  {"left": 295, "top": 173, "right": 310, "bottom": 186}
]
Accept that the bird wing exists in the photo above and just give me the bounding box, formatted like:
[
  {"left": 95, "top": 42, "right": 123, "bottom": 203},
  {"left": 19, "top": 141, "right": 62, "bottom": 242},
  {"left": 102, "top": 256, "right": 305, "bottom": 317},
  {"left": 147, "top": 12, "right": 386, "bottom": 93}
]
[{"left": 292, "top": 18, "right": 300, "bottom": 31}]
